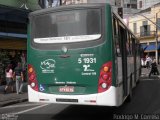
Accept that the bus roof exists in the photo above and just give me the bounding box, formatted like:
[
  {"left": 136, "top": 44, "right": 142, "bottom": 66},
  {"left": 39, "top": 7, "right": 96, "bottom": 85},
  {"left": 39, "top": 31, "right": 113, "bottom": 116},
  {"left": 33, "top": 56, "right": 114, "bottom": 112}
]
[
  {"left": 29, "top": 3, "right": 139, "bottom": 43},
  {"left": 29, "top": 3, "right": 110, "bottom": 17}
]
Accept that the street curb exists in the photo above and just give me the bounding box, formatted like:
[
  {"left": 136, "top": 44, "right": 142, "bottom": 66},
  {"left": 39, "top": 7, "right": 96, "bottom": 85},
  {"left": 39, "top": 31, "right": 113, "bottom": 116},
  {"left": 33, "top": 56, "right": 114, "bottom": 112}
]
[{"left": 0, "top": 98, "right": 28, "bottom": 107}]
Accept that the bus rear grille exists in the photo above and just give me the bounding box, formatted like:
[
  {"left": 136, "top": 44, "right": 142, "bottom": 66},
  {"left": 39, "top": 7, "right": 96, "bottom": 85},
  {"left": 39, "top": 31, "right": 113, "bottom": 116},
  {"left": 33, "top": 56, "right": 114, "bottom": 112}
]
[{"left": 56, "top": 98, "right": 78, "bottom": 103}]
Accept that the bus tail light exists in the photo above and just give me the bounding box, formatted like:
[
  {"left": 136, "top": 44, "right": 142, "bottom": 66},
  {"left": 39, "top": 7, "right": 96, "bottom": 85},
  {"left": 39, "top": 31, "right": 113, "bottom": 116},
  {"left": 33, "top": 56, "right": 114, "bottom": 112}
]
[
  {"left": 28, "top": 64, "right": 39, "bottom": 91},
  {"left": 98, "top": 61, "right": 112, "bottom": 93}
]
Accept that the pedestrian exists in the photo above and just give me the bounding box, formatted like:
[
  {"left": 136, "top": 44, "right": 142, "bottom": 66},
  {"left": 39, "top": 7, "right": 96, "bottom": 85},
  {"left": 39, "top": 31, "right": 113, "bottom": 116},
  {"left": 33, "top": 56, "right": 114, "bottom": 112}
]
[
  {"left": 21, "top": 52, "right": 26, "bottom": 71},
  {"left": 13, "top": 62, "right": 24, "bottom": 94},
  {"left": 149, "top": 59, "right": 159, "bottom": 77},
  {"left": 146, "top": 55, "right": 152, "bottom": 69},
  {"left": 4, "top": 64, "right": 14, "bottom": 93},
  {"left": 10, "top": 50, "right": 17, "bottom": 70}
]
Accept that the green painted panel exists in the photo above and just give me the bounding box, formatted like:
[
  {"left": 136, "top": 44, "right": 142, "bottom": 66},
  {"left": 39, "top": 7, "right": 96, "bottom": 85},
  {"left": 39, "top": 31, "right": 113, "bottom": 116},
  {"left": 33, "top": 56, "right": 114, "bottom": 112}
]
[
  {"left": 0, "top": 0, "right": 40, "bottom": 11},
  {"left": 0, "top": 0, "right": 19, "bottom": 7},
  {"left": 26, "top": 0, "right": 41, "bottom": 11},
  {"left": 28, "top": 45, "right": 109, "bottom": 94}
]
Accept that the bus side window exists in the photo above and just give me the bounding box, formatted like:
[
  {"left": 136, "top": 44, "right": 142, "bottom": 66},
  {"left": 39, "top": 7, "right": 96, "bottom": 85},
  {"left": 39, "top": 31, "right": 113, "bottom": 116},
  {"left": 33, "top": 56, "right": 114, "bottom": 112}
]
[
  {"left": 127, "top": 32, "right": 133, "bottom": 56},
  {"left": 119, "top": 25, "right": 128, "bottom": 56},
  {"left": 126, "top": 32, "right": 130, "bottom": 56},
  {"left": 113, "top": 17, "right": 121, "bottom": 56},
  {"left": 129, "top": 33, "right": 133, "bottom": 56},
  {"left": 131, "top": 36, "right": 136, "bottom": 55}
]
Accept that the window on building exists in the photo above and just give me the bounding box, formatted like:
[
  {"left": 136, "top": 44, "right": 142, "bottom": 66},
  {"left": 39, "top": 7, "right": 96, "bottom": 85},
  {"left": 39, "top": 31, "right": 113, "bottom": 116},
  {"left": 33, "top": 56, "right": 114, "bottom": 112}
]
[
  {"left": 131, "top": 0, "right": 137, "bottom": 3},
  {"left": 143, "top": 21, "right": 148, "bottom": 25},
  {"left": 133, "top": 23, "right": 137, "bottom": 34},
  {"left": 115, "top": 0, "right": 121, "bottom": 6},
  {"left": 139, "top": 1, "right": 142, "bottom": 8},
  {"left": 131, "top": 4, "right": 137, "bottom": 9},
  {"left": 124, "top": 4, "right": 127, "bottom": 8},
  {"left": 127, "top": 4, "right": 130, "bottom": 8},
  {"left": 157, "top": 18, "right": 160, "bottom": 31},
  {"left": 140, "top": 21, "right": 150, "bottom": 37},
  {"left": 140, "top": 25, "right": 150, "bottom": 37}
]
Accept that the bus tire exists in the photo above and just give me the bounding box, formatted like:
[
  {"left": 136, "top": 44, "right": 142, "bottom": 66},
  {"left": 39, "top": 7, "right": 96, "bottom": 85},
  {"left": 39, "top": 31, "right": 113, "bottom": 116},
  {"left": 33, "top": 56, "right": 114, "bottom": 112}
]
[
  {"left": 126, "top": 76, "right": 133, "bottom": 102},
  {"left": 136, "top": 78, "right": 140, "bottom": 85},
  {"left": 136, "top": 68, "right": 141, "bottom": 84}
]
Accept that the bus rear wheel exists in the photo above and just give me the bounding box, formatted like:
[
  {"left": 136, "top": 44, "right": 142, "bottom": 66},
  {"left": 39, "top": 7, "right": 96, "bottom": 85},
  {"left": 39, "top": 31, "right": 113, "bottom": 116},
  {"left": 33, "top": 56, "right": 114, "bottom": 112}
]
[{"left": 126, "top": 76, "right": 133, "bottom": 102}]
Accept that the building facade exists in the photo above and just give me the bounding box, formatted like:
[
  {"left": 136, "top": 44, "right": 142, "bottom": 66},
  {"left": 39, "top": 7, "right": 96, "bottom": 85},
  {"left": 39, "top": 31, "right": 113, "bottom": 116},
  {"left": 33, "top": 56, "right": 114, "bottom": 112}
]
[
  {"left": 62, "top": 0, "right": 116, "bottom": 5},
  {"left": 129, "top": 3, "right": 160, "bottom": 62},
  {"left": 62, "top": 0, "right": 87, "bottom": 5},
  {"left": 137, "top": 0, "right": 160, "bottom": 10}
]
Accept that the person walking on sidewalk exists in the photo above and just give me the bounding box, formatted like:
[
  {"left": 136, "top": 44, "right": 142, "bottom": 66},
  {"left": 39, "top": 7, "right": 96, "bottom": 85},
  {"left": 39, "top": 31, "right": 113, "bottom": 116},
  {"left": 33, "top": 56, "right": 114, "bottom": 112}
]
[
  {"left": 13, "top": 62, "right": 24, "bottom": 94},
  {"left": 149, "top": 59, "right": 159, "bottom": 77},
  {"left": 4, "top": 64, "right": 14, "bottom": 93},
  {"left": 146, "top": 55, "right": 152, "bottom": 69}
]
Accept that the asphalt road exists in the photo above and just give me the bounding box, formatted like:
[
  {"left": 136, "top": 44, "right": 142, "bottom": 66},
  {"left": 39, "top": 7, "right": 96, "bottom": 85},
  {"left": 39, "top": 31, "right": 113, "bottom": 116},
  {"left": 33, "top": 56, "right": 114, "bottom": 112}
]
[{"left": 1, "top": 78, "right": 160, "bottom": 120}]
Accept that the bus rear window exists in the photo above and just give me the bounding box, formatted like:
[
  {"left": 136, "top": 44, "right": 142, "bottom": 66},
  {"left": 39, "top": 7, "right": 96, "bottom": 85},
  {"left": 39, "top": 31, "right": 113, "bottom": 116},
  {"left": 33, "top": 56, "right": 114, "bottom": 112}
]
[{"left": 32, "top": 9, "right": 101, "bottom": 43}]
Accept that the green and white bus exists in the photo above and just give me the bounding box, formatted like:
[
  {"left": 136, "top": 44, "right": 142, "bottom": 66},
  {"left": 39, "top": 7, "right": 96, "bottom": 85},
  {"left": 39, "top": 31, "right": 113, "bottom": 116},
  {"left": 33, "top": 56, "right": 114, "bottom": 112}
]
[{"left": 28, "top": 3, "right": 141, "bottom": 106}]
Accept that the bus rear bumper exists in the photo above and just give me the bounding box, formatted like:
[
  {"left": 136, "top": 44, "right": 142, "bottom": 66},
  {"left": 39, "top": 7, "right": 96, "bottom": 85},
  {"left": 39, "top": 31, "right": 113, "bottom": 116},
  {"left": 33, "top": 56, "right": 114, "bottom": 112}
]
[{"left": 28, "top": 85, "right": 123, "bottom": 106}]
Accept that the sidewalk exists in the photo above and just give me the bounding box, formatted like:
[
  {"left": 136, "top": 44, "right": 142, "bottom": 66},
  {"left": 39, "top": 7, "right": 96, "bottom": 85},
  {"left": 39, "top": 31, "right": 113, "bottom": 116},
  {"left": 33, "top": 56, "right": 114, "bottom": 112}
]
[
  {"left": 141, "top": 65, "right": 160, "bottom": 78},
  {"left": 0, "top": 83, "right": 28, "bottom": 107},
  {"left": 0, "top": 92, "right": 28, "bottom": 107}
]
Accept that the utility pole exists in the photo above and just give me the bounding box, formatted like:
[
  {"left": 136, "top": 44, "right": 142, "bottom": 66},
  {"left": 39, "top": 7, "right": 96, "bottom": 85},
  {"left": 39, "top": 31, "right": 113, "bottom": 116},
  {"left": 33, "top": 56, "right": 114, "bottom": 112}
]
[
  {"left": 156, "top": 11, "right": 160, "bottom": 64},
  {"left": 156, "top": 12, "right": 158, "bottom": 64}
]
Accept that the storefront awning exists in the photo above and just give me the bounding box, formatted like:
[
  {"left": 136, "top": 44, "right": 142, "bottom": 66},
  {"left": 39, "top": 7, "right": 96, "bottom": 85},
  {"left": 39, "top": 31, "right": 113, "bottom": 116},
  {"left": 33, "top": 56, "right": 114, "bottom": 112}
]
[
  {"left": 0, "top": 39, "right": 27, "bottom": 50},
  {"left": 0, "top": 32, "right": 27, "bottom": 39},
  {"left": 141, "top": 44, "right": 148, "bottom": 50},
  {"left": 144, "top": 43, "right": 160, "bottom": 52},
  {"left": 145, "top": 44, "right": 156, "bottom": 51}
]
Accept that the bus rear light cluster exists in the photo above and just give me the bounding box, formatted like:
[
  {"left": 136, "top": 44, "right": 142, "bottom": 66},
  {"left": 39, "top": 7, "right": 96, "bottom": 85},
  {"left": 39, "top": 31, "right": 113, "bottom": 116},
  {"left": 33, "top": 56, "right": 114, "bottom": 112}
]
[
  {"left": 98, "top": 61, "right": 112, "bottom": 93},
  {"left": 28, "top": 64, "right": 39, "bottom": 91}
]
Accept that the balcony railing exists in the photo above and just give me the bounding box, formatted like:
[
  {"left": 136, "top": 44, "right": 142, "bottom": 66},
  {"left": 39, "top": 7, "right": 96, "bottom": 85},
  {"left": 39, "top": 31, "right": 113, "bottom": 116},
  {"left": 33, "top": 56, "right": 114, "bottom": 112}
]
[{"left": 135, "top": 31, "right": 156, "bottom": 38}]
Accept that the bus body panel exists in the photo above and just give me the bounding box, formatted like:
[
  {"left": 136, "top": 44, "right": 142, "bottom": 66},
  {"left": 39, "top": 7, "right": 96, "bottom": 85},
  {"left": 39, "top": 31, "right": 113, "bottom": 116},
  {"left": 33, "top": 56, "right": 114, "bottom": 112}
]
[
  {"left": 28, "top": 85, "right": 123, "bottom": 106},
  {"left": 27, "top": 3, "right": 140, "bottom": 106},
  {"left": 28, "top": 42, "right": 113, "bottom": 94}
]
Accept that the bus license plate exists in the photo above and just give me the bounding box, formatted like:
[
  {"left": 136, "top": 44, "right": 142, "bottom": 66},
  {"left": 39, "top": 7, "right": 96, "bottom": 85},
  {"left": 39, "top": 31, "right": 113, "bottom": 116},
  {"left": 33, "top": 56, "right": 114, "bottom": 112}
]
[{"left": 59, "top": 86, "right": 74, "bottom": 92}]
